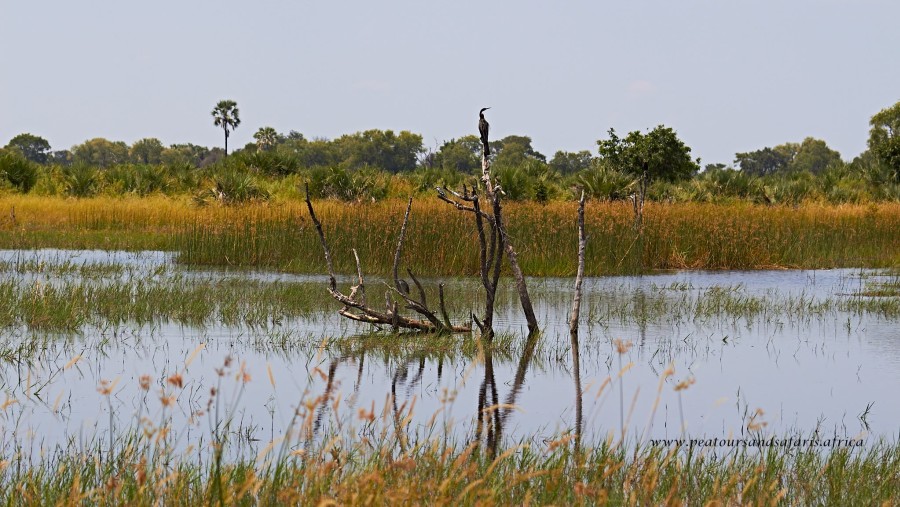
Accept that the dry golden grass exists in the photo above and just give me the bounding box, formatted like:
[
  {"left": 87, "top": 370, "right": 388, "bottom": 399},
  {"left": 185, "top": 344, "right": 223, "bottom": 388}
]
[{"left": 1, "top": 195, "right": 898, "bottom": 275}]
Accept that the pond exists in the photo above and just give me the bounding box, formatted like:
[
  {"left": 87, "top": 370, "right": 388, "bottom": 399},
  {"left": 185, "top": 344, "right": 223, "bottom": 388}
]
[{"left": 0, "top": 249, "right": 897, "bottom": 459}]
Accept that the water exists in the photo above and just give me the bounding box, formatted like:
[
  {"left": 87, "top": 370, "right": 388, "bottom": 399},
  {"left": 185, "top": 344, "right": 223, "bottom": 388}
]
[{"left": 0, "top": 249, "right": 897, "bottom": 458}]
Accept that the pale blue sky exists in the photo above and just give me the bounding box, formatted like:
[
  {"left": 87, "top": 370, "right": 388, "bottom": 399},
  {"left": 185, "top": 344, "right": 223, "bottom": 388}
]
[{"left": 1, "top": 0, "right": 898, "bottom": 165}]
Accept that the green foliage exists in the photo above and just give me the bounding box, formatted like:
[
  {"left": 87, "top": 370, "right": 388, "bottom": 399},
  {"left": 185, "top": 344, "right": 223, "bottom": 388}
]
[
  {"left": 275, "top": 137, "right": 338, "bottom": 168},
  {"left": 491, "top": 135, "right": 547, "bottom": 168},
  {"left": 129, "top": 137, "right": 164, "bottom": 165},
  {"left": 549, "top": 150, "right": 594, "bottom": 175},
  {"left": 195, "top": 168, "right": 269, "bottom": 205},
  {"left": 737, "top": 139, "right": 841, "bottom": 176},
  {"left": 228, "top": 149, "right": 300, "bottom": 176},
  {"left": 868, "top": 100, "right": 900, "bottom": 181},
  {"left": 434, "top": 135, "right": 481, "bottom": 173},
  {"left": 62, "top": 164, "right": 99, "bottom": 197},
  {"left": 409, "top": 166, "right": 469, "bottom": 192},
  {"left": 161, "top": 143, "right": 212, "bottom": 167},
  {"left": 48, "top": 149, "right": 73, "bottom": 166},
  {"left": 105, "top": 164, "right": 171, "bottom": 196},
  {"left": 650, "top": 167, "right": 767, "bottom": 204},
  {"left": 764, "top": 171, "right": 819, "bottom": 205},
  {"left": 597, "top": 126, "right": 699, "bottom": 183},
  {"left": 573, "top": 163, "right": 633, "bottom": 201},
  {"left": 735, "top": 144, "right": 798, "bottom": 176},
  {"left": 494, "top": 159, "right": 562, "bottom": 201},
  {"left": 696, "top": 166, "right": 761, "bottom": 200},
  {"left": 792, "top": 137, "right": 842, "bottom": 174},
  {"left": 4, "top": 133, "right": 51, "bottom": 164},
  {"left": 307, "top": 165, "right": 391, "bottom": 201},
  {"left": 0, "top": 150, "right": 39, "bottom": 192},
  {"left": 333, "top": 129, "right": 423, "bottom": 173},
  {"left": 72, "top": 138, "right": 129, "bottom": 168},
  {"left": 7, "top": 113, "right": 900, "bottom": 204}
]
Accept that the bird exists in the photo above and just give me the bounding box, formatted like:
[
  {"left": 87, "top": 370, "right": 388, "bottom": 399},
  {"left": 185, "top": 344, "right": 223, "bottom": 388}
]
[
  {"left": 479, "top": 107, "right": 491, "bottom": 156},
  {"left": 398, "top": 279, "right": 410, "bottom": 295}
]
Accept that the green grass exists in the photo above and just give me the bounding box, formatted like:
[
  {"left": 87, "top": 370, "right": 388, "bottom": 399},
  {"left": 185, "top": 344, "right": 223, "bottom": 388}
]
[
  {"left": 1, "top": 262, "right": 897, "bottom": 339},
  {"left": 0, "top": 273, "right": 328, "bottom": 332}
]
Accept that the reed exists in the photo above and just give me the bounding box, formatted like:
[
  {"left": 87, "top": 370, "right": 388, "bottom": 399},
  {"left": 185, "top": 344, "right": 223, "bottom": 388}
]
[
  {"left": 175, "top": 200, "right": 900, "bottom": 276},
  {"left": 1, "top": 196, "right": 899, "bottom": 275}
]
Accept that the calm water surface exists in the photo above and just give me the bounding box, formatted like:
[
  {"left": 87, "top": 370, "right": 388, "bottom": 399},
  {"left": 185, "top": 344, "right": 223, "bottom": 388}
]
[{"left": 0, "top": 249, "right": 897, "bottom": 457}]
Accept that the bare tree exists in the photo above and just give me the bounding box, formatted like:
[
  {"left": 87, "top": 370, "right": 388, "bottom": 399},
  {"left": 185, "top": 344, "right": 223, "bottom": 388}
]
[
  {"left": 569, "top": 190, "right": 587, "bottom": 448},
  {"left": 569, "top": 190, "right": 587, "bottom": 335},
  {"left": 436, "top": 110, "right": 538, "bottom": 340}
]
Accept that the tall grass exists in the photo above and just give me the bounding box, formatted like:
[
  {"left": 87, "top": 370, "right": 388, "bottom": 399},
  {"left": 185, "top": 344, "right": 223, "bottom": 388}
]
[
  {"left": 1, "top": 195, "right": 898, "bottom": 275},
  {"left": 178, "top": 200, "right": 900, "bottom": 276}
]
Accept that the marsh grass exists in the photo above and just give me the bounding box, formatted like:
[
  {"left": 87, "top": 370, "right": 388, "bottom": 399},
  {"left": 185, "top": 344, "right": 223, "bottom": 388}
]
[
  {"left": 1, "top": 263, "right": 897, "bottom": 340},
  {"left": 0, "top": 274, "right": 328, "bottom": 332},
  {"left": 176, "top": 200, "right": 900, "bottom": 275},
  {"left": 2, "top": 196, "right": 898, "bottom": 275}
]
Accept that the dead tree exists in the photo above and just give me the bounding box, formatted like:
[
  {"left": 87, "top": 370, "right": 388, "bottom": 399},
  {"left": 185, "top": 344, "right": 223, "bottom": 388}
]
[
  {"left": 568, "top": 190, "right": 587, "bottom": 447},
  {"left": 569, "top": 190, "right": 587, "bottom": 336},
  {"left": 305, "top": 186, "right": 470, "bottom": 334},
  {"left": 436, "top": 112, "right": 539, "bottom": 339}
]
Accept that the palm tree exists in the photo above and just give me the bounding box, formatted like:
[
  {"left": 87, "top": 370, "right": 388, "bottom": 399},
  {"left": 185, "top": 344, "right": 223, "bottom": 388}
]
[
  {"left": 253, "top": 126, "right": 279, "bottom": 151},
  {"left": 211, "top": 100, "right": 241, "bottom": 156}
]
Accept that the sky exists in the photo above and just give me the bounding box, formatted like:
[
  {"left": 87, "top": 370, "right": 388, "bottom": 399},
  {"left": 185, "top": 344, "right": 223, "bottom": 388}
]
[{"left": 1, "top": 0, "right": 898, "bottom": 166}]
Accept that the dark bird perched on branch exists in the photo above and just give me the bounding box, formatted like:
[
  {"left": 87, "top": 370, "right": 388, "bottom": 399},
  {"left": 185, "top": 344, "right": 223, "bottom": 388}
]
[{"left": 479, "top": 107, "right": 491, "bottom": 156}]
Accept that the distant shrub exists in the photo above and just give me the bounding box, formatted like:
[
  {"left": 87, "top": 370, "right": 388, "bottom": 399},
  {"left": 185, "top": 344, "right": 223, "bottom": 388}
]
[
  {"left": 229, "top": 150, "right": 300, "bottom": 176},
  {"left": 308, "top": 165, "right": 391, "bottom": 201},
  {"left": 194, "top": 169, "right": 269, "bottom": 205},
  {"left": 62, "top": 164, "right": 98, "bottom": 197},
  {"left": 408, "top": 167, "right": 469, "bottom": 193},
  {"left": 573, "top": 165, "right": 633, "bottom": 201},
  {"left": 105, "top": 164, "right": 171, "bottom": 196},
  {"left": 0, "top": 150, "right": 39, "bottom": 192}
]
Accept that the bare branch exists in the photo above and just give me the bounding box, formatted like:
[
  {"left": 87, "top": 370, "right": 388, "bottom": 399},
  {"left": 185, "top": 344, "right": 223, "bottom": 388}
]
[
  {"left": 436, "top": 186, "right": 496, "bottom": 225},
  {"left": 439, "top": 283, "right": 452, "bottom": 329},
  {"left": 387, "top": 281, "right": 445, "bottom": 332},
  {"left": 304, "top": 184, "right": 336, "bottom": 291},
  {"left": 406, "top": 268, "right": 428, "bottom": 308},
  {"left": 349, "top": 248, "right": 366, "bottom": 306},
  {"left": 392, "top": 197, "right": 413, "bottom": 292}
]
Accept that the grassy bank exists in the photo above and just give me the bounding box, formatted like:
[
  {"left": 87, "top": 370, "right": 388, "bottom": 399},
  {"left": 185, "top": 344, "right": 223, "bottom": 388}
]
[{"left": 1, "top": 195, "right": 898, "bottom": 275}]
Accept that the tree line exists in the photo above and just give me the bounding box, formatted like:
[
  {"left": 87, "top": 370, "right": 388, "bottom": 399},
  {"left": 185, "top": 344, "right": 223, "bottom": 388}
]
[{"left": 1, "top": 100, "right": 898, "bottom": 204}]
